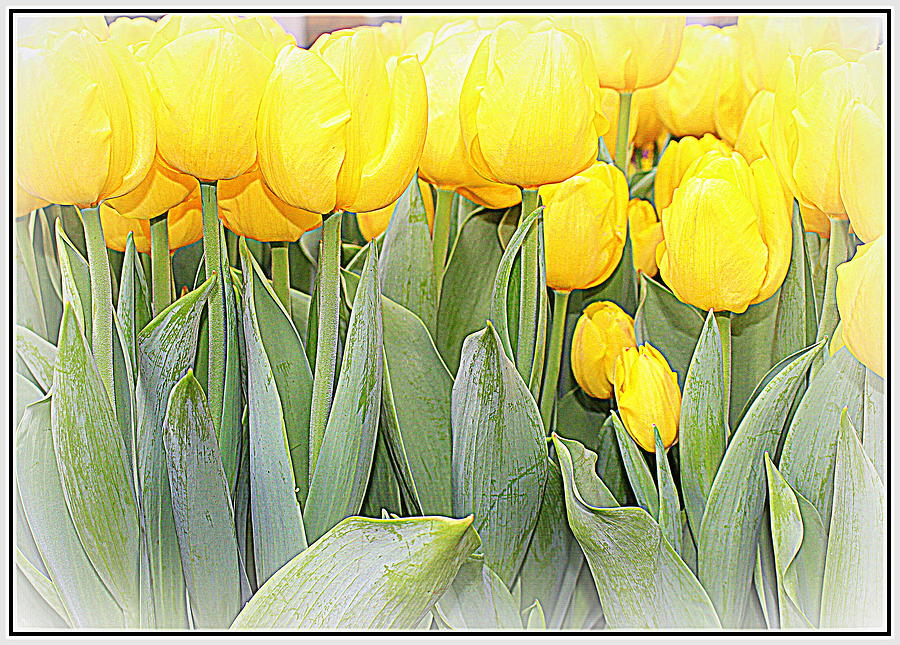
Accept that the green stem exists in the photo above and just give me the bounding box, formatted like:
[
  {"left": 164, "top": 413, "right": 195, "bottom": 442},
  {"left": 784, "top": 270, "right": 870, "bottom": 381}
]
[
  {"left": 81, "top": 205, "right": 115, "bottom": 401},
  {"left": 715, "top": 311, "right": 732, "bottom": 433},
  {"left": 516, "top": 189, "right": 540, "bottom": 377},
  {"left": 201, "top": 181, "right": 225, "bottom": 431},
  {"left": 539, "top": 289, "right": 570, "bottom": 432},
  {"left": 270, "top": 241, "right": 291, "bottom": 315},
  {"left": 308, "top": 212, "right": 342, "bottom": 476},
  {"left": 432, "top": 188, "right": 454, "bottom": 289},
  {"left": 615, "top": 91, "right": 633, "bottom": 179},
  {"left": 150, "top": 213, "right": 171, "bottom": 316},
  {"left": 226, "top": 229, "right": 238, "bottom": 268}
]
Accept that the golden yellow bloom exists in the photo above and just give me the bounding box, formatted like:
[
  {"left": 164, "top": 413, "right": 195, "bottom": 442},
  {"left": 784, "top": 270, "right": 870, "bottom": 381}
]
[
  {"left": 657, "top": 152, "right": 792, "bottom": 313},
  {"left": 836, "top": 237, "right": 885, "bottom": 377},
  {"left": 459, "top": 20, "right": 607, "bottom": 189},
  {"left": 654, "top": 133, "right": 731, "bottom": 212},
  {"left": 571, "top": 301, "right": 636, "bottom": 400},
  {"left": 15, "top": 30, "right": 155, "bottom": 207},
  {"left": 357, "top": 179, "right": 435, "bottom": 241},
  {"left": 15, "top": 182, "right": 49, "bottom": 219},
  {"left": 218, "top": 169, "right": 321, "bottom": 243},
  {"left": 234, "top": 15, "right": 296, "bottom": 60},
  {"left": 713, "top": 26, "right": 753, "bottom": 146},
  {"left": 108, "top": 16, "right": 157, "bottom": 47},
  {"left": 614, "top": 344, "right": 681, "bottom": 452},
  {"left": 17, "top": 15, "right": 110, "bottom": 47},
  {"left": 628, "top": 198, "right": 663, "bottom": 277},
  {"left": 734, "top": 90, "right": 775, "bottom": 163},
  {"left": 407, "top": 20, "right": 520, "bottom": 210},
  {"left": 377, "top": 20, "right": 406, "bottom": 57},
  {"left": 100, "top": 199, "right": 202, "bottom": 254},
  {"left": 105, "top": 156, "right": 198, "bottom": 220},
  {"left": 538, "top": 162, "right": 628, "bottom": 292},
  {"left": 258, "top": 27, "right": 427, "bottom": 214},
  {"left": 144, "top": 15, "right": 274, "bottom": 181},
  {"left": 555, "top": 14, "right": 684, "bottom": 92}
]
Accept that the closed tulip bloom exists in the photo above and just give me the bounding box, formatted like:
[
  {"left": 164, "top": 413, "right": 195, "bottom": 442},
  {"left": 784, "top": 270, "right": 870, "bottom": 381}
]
[
  {"left": 17, "top": 15, "right": 110, "bottom": 46},
  {"left": 538, "top": 162, "right": 628, "bottom": 292},
  {"left": 15, "top": 30, "right": 155, "bottom": 207},
  {"left": 555, "top": 14, "right": 684, "bottom": 92},
  {"left": 15, "top": 182, "right": 49, "bottom": 218},
  {"left": 614, "top": 344, "right": 681, "bottom": 452},
  {"left": 459, "top": 20, "right": 607, "bottom": 188},
  {"left": 628, "top": 198, "right": 663, "bottom": 276},
  {"left": 357, "top": 179, "right": 435, "bottom": 241},
  {"left": 655, "top": 133, "right": 731, "bottom": 212},
  {"left": 108, "top": 16, "right": 157, "bottom": 47},
  {"left": 407, "top": 20, "right": 520, "bottom": 209},
  {"left": 105, "top": 156, "right": 198, "bottom": 220},
  {"left": 713, "top": 26, "right": 752, "bottom": 146},
  {"left": 234, "top": 15, "right": 295, "bottom": 60},
  {"left": 218, "top": 169, "right": 321, "bottom": 243},
  {"left": 571, "top": 301, "right": 636, "bottom": 400},
  {"left": 657, "top": 152, "right": 792, "bottom": 313},
  {"left": 836, "top": 237, "right": 885, "bottom": 377},
  {"left": 100, "top": 199, "right": 202, "bottom": 254},
  {"left": 734, "top": 90, "right": 775, "bottom": 163}
]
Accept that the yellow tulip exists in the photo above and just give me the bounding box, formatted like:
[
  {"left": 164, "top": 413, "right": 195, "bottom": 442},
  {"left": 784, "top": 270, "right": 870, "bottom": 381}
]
[
  {"left": 628, "top": 198, "right": 663, "bottom": 277},
  {"left": 402, "top": 14, "right": 544, "bottom": 44},
  {"left": 108, "top": 16, "right": 157, "bottom": 47},
  {"left": 17, "top": 15, "right": 110, "bottom": 46},
  {"left": 15, "top": 182, "right": 49, "bottom": 219},
  {"left": 217, "top": 169, "right": 321, "bottom": 243},
  {"left": 839, "top": 48, "right": 885, "bottom": 243},
  {"left": 571, "top": 301, "right": 636, "bottom": 400},
  {"left": 143, "top": 15, "right": 274, "bottom": 181},
  {"left": 234, "top": 15, "right": 295, "bottom": 60},
  {"left": 105, "top": 156, "right": 198, "bottom": 220},
  {"left": 357, "top": 179, "right": 435, "bottom": 241},
  {"left": 713, "top": 26, "right": 753, "bottom": 146},
  {"left": 836, "top": 237, "right": 885, "bottom": 377},
  {"left": 614, "top": 344, "right": 681, "bottom": 452},
  {"left": 407, "top": 20, "right": 521, "bottom": 209},
  {"left": 654, "top": 133, "right": 731, "bottom": 212},
  {"left": 734, "top": 90, "right": 775, "bottom": 163},
  {"left": 258, "top": 28, "right": 427, "bottom": 214},
  {"left": 377, "top": 20, "right": 406, "bottom": 57},
  {"left": 100, "top": 198, "right": 202, "bottom": 254},
  {"left": 600, "top": 88, "right": 669, "bottom": 160},
  {"left": 555, "top": 14, "right": 684, "bottom": 92},
  {"left": 459, "top": 20, "right": 607, "bottom": 188},
  {"left": 657, "top": 152, "right": 792, "bottom": 313},
  {"left": 15, "top": 30, "right": 155, "bottom": 207},
  {"left": 538, "top": 162, "right": 628, "bottom": 292}
]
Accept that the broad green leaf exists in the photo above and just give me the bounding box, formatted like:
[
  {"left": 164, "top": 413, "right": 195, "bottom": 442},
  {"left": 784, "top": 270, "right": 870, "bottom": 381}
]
[
  {"left": 54, "top": 219, "right": 92, "bottom": 342},
  {"left": 15, "top": 214, "right": 47, "bottom": 339},
  {"left": 679, "top": 310, "right": 726, "bottom": 538},
  {"left": 434, "top": 558, "right": 523, "bottom": 629},
  {"left": 163, "top": 372, "right": 241, "bottom": 628},
  {"left": 15, "top": 373, "right": 42, "bottom": 429},
  {"left": 862, "top": 369, "right": 885, "bottom": 481},
  {"left": 729, "top": 296, "right": 778, "bottom": 427},
  {"left": 610, "top": 411, "right": 658, "bottom": 518},
  {"left": 563, "top": 561, "right": 603, "bottom": 629},
  {"left": 451, "top": 324, "right": 547, "bottom": 585},
  {"left": 378, "top": 359, "right": 424, "bottom": 515},
  {"left": 772, "top": 203, "right": 815, "bottom": 363},
  {"left": 524, "top": 600, "right": 546, "bottom": 629},
  {"left": 116, "top": 234, "right": 151, "bottom": 369},
  {"left": 305, "top": 244, "right": 384, "bottom": 543},
  {"left": 698, "top": 341, "right": 822, "bottom": 628},
  {"left": 231, "top": 516, "right": 480, "bottom": 629},
  {"left": 819, "top": 412, "right": 885, "bottom": 629},
  {"left": 554, "top": 435, "right": 720, "bottom": 629},
  {"left": 360, "top": 425, "right": 402, "bottom": 518},
  {"left": 218, "top": 229, "right": 244, "bottom": 494},
  {"left": 32, "top": 207, "right": 64, "bottom": 342},
  {"left": 14, "top": 547, "right": 70, "bottom": 626},
  {"left": 136, "top": 278, "right": 213, "bottom": 627},
  {"left": 51, "top": 306, "right": 140, "bottom": 624},
  {"left": 15, "top": 325, "right": 56, "bottom": 393},
  {"left": 655, "top": 430, "right": 682, "bottom": 555},
  {"left": 813, "top": 219, "right": 851, "bottom": 356},
  {"left": 16, "top": 397, "right": 123, "bottom": 627}
]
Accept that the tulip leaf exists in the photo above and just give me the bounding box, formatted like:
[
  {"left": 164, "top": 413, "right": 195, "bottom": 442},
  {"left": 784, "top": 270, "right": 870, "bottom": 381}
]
[
  {"left": 434, "top": 557, "right": 523, "bottom": 629},
  {"left": 377, "top": 360, "right": 424, "bottom": 515},
  {"left": 136, "top": 277, "right": 213, "bottom": 628},
  {"left": 698, "top": 340, "right": 823, "bottom": 628},
  {"left": 116, "top": 234, "right": 151, "bottom": 369},
  {"left": 305, "top": 244, "right": 384, "bottom": 543},
  {"left": 231, "top": 516, "right": 480, "bottom": 629},
  {"left": 15, "top": 214, "right": 48, "bottom": 339},
  {"left": 729, "top": 296, "right": 779, "bottom": 428},
  {"left": 15, "top": 324, "right": 57, "bottom": 393},
  {"left": 54, "top": 219, "right": 92, "bottom": 342},
  {"left": 679, "top": 309, "right": 726, "bottom": 538},
  {"left": 360, "top": 424, "right": 402, "bottom": 518},
  {"left": 773, "top": 203, "right": 817, "bottom": 364},
  {"left": 553, "top": 435, "right": 720, "bottom": 628},
  {"left": 655, "top": 430, "right": 682, "bottom": 555},
  {"left": 16, "top": 396, "right": 124, "bottom": 627},
  {"left": 610, "top": 411, "right": 658, "bottom": 519},
  {"left": 14, "top": 372, "right": 43, "bottom": 429},
  {"left": 813, "top": 218, "right": 851, "bottom": 354},
  {"left": 764, "top": 456, "right": 827, "bottom": 629},
  {"left": 778, "top": 348, "right": 867, "bottom": 526},
  {"left": 14, "top": 546, "right": 70, "bottom": 627},
  {"left": 524, "top": 600, "right": 546, "bottom": 630},
  {"left": 563, "top": 561, "right": 604, "bottom": 629},
  {"left": 819, "top": 411, "right": 885, "bottom": 629},
  {"left": 862, "top": 370, "right": 885, "bottom": 482},
  {"left": 437, "top": 210, "right": 505, "bottom": 373},
  {"left": 379, "top": 178, "right": 438, "bottom": 333},
  {"left": 51, "top": 305, "right": 140, "bottom": 624},
  {"left": 218, "top": 234, "right": 244, "bottom": 494},
  {"left": 31, "top": 207, "right": 64, "bottom": 342},
  {"left": 633, "top": 274, "right": 704, "bottom": 386}
]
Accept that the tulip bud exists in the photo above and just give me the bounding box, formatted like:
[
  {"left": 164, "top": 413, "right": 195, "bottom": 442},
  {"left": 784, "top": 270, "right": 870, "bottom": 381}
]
[
  {"left": 15, "top": 182, "right": 49, "bottom": 219},
  {"left": 538, "top": 162, "right": 628, "bottom": 292},
  {"left": 836, "top": 236, "right": 885, "bottom": 377},
  {"left": 655, "top": 133, "right": 731, "bottom": 212},
  {"left": 105, "top": 156, "right": 199, "bottom": 221},
  {"left": 713, "top": 26, "right": 753, "bottom": 146},
  {"left": 407, "top": 20, "right": 520, "bottom": 209},
  {"left": 357, "top": 179, "right": 435, "bottom": 241},
  {"left": 217, "top": 169, "right": 321, "bottom": 243},
  {"left": 657, "top": 152, "right": 792, "bottom": 313},
  {"left": 459, "top": 20, "right": 607, "bottom": 188},
  {"left": 571, "top": 301, "right": 636, "bottom": 399},
  {"left": 734, "top": 90, "right": 775, "bottom": 163},
  {"left": 614, "top": 344, "right": 681, "bottom": 452},
  {"left": 628, "top": 198, "right": 663, "bottom": 277},
  {"left": 555, "top": 14, "right": 685, "bottom": 92},
  {"left": 99, "top": 197, "right": 202, "bottom": 254}
]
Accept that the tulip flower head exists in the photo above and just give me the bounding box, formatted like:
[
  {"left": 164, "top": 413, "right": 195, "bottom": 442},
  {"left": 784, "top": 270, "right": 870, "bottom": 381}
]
[
  {"left": 614, "top": 343, "right": 681, "bottom": 452},
  {"left": 108, "top": 16, "right": 158, "bottom": 47},
  {"left": 654, "top": 133, "right": 731, "bottom": 212},
  {"left": 105, "top": 156, "right": 199, "bottom": 221},
  {"left": 15, "top": 183, "right": 49, "bottom": 219},
  {"left": 836, "top": 236, "right": 885, "bottom": 378},
  {"left": 100, "top": 198, "right": 202, "bottom": 254},
  {"left": 571, "top": 301, "right": 637, "bottom": 399},
  {"left": 713, "top": 25, "right": 753, "bottom": 146},
  {"left": 734, "top": 90, "right": 775, "bottom": 163},
  {"left": 628, "top": 198, "right": 663, "bottom": 277}
]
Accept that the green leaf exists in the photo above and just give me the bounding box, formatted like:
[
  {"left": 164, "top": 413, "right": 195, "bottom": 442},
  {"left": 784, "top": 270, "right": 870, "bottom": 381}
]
[
  {"left": 162, "top": 372, "right": 241, "bottom": 628},
  {"left": 51, "top": 305, "right": 140, "bottom": 624},
  {"left": 655, "top": 430, "right": 682, "bottom": 555},
  {"left": 218, "top": 236, "right": 244, "bottom": 494},
  {"left": 434, "top": 558, "right": 523, "bottom": 629},
  {"left": 32, "top": 207, "right": 64, "bottom": 342},
  {"left": 15, "top": 324, "right": 57, "bottom": 393},
  {"left": 610, "top": 411, "right": 658, "bottom": 518},
  {"left": 698, "top": 341, "right": 823, "bottom": 627},
  {"left": 451, "top": 323, "right": 547, "bottom": 585},
  {"left": 862, "top": 370, "right": 885, "bottom": 482},
  {"left": 819, "top": 411, "right": 885, "bottom": 629},
  {"left": 377, "top": 360, "right": 424, "bottom": 515},
  {"left": 524, "top": 600, "right": 546, "bottom": 629},
  {"left": 814, "top": 219, "right": 851, "bottom": 354},
  {"left": 729, "top": 297, "right": 778, "bottom": 427},
  {"left": 14, "top": 372, "right": 42, "bottom": 431},
  {"left": 116, "top": 234, "right": 151, "bottom": 370},
  {"left": 14, "top": 547, "right": 70, "bottom": 626},
  {"left": 231, "top": 516, "right": 480, "bottom": 629},
  {"left": 16, "top": 396, "right": 123, "bottom": 627},
  {"left": 54, "top": 219, "right": 92, "bottom": 342},
  {"left": 553, "top": 435, "right": 720, "bottom": 628},
  {"left": 679, "top": 309, "right": 726, "bottom": 538},
  {"left": 15, "top": 214, "right": 48, "bottom": 339},
  {"left": 360, "top": 425, "right": 402, "bottom": 518},
  {"left": 305, "top": 243, "right": 384, "bottom": 543},
  {"left": 772, "top": 203, "right": 816, "bottom": 363}
]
